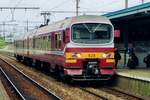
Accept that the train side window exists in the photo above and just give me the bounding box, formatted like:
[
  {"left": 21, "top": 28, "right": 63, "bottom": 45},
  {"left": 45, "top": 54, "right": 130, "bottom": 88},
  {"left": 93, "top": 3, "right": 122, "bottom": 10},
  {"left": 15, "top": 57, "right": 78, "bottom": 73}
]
[
  {"left": 29, "top": 38, "right": 31, "bottom": 49},
  {"left": 63, "top": 30, "right": 65, "bottom": 43},
  {"left": 55, "top": 34, "right": 58, "bottom": 49},
  {"left": 45, "top": 36, "right": 47, "bottom": 50},
  {"left": 39, "top": 37, "right": 41, "bottom": 50},
  {"left": 45, "top": 36, "right": 48, "bottom": 50},
  {"left": 36, "top": 37, "right": 38, "bottom": 49},
  {"left": 41, "top": 37, "right": 42, "bottom": 50},
  {"left": 24, "top": 40, "right": 26, "bottom": 49},
  {"left": 35, "top": 37, "right": 38, "bottom": 49},
  {"left": 16, "top": 40, "right": 18, "bottom": 47},
  {"left": 23, "top": 40, "right": 24, "bottom": 48},
  {"left": 48, "top": 35, "right": 51, "bottom": 50},
  {"left": 55, "top": 32, "right": 62, "bottom": 50},
  {"left": 31, "top": 38, "right": 33, "bottom": 49},
  {"left": 42, "top": 36, "right": 44, "bottom": 50},
  {"left": 58, "top": 33, "right": 62, "bottom": 49},
  {"left": 43, "top": 36, "right": 46, "bottom": 50},
  {"left": 39, "top": 37, "right": 40, "bottom": 50},
  {"left": 33, "top": 37, "right": 35, "bottom": 48}
]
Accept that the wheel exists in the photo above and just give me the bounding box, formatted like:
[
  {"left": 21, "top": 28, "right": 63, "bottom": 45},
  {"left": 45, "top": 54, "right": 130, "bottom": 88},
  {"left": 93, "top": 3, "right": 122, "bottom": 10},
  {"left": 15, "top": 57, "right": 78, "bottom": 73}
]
[
  {"left": 59, "top": 67, "right": 69, "bottom": 81},
  {"left": 35, "top": 61, "right": 41, "bottom": 70},
  {"left": 28, "top": 58, "right": 33, "bottom": 66},
  {"left": 48, "top": 67, "right": 54, "bottom": 73},
  {"left": 16, "top": 55, "right": 22, "bottom": 62}
]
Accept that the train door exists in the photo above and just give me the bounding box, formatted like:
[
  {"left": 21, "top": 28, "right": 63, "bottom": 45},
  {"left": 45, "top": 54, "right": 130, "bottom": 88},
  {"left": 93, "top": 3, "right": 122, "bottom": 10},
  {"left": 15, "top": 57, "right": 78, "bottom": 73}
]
[
  {"left": 55, "top": 32, "right": 62, "bottom": 50},
  {"left": 51, "top": 32, "right": 55, "bottom": 50},
  {"left": 33, "top": 36, "right": 36, "bottom": 54}
]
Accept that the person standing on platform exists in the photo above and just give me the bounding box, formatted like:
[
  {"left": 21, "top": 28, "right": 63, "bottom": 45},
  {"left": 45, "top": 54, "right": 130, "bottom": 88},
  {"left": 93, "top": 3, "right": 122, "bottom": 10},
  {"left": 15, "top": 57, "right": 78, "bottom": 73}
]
[
  {"left": 114, "top": 48, "right": 121, "bottom": 68},
  {"left": 143, "top": 52, "right": 150, "bottom": 68},
  {"left": 127, "top": 48, "right": 139, "bottom": 69}
]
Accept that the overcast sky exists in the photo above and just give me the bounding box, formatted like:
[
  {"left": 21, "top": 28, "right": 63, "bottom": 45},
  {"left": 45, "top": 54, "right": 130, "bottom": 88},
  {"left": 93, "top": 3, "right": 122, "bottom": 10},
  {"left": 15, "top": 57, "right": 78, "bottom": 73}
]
[{"left": 0, "top": 0, "right": 150, "bottom": 35}]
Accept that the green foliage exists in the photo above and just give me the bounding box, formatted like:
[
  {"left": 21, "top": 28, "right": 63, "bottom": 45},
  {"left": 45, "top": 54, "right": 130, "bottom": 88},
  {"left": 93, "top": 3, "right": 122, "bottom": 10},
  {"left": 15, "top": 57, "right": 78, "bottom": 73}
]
[{"left": 0, "top": 37, "right": 6, "bottom": 48}]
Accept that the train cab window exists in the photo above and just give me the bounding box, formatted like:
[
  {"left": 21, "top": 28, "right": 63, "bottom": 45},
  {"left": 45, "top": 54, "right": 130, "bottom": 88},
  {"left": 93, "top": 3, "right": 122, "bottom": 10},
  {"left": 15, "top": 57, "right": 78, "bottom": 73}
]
[{"left": 72, "top": 23, "right": 112, "bottom": 44}]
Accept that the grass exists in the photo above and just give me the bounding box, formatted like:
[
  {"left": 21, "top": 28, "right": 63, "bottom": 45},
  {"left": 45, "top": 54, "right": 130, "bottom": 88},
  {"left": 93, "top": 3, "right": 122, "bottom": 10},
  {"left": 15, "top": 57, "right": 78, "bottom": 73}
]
[{"left": 0, "top": 37, "right": 7, "bottom": 49}]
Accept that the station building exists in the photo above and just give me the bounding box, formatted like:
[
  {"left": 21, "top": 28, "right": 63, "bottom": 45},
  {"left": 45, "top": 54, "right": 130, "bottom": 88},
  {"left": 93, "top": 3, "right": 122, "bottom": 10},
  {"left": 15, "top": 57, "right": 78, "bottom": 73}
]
[{"left": 104, "top": 2, "right": 150, "bottom": 68}]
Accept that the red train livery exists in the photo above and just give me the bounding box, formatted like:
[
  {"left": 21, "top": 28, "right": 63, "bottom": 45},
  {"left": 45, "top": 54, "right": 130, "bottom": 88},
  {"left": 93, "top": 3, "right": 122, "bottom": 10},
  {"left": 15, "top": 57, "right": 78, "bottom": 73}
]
[{"left": 14, "top": 15, "right": 115, "bottom": 81}]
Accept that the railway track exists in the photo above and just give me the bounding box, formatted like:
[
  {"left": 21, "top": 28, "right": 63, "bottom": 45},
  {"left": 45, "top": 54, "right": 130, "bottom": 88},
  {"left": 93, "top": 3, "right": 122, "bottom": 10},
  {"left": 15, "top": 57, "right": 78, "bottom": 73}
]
[
  {"left": 0, "top": 57, "right": 61, "bottom": 100},
  {"left": 102, "top": 87, "right": 145, "bottom": 100},
  {"left": 0, "top": 54, "right": 146, "bottom": 100},
  {"left": 80, "top": 87, "right": 108, "bottom": 100},
  {"left": 0, "top": 55, "right": 104, "bottom": 100},
  {"left": 0, "top": 67, "right": 26, "bottom": 100},
  {"left": 81, "top": 86, "right": 145, "bottom": 100}
]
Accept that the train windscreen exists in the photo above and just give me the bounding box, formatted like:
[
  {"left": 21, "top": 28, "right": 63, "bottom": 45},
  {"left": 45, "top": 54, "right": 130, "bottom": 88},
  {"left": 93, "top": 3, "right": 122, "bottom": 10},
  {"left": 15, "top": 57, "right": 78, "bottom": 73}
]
[{"left": 71, "top": 23, "right": 112, "bottom": 44}]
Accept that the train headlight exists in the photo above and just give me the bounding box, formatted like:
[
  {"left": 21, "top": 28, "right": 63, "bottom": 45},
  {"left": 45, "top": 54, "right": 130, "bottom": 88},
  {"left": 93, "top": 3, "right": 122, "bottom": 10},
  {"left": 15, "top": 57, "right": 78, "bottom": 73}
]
[
  {"left": 71, "top": 53, "right": 81, "bottom": 59},
  {"left": 102, "top": 53, "right": 111, "bottom": 58}
]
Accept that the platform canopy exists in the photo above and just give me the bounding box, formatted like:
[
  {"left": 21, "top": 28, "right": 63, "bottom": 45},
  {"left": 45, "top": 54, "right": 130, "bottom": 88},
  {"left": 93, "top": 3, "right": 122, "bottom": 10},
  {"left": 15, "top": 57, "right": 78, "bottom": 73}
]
[
  {"left": 103, "top": 2, "right": 150, "bottom": 46},
  {"left": 104, "top": 2, "right": 150, "bottom": 19}
]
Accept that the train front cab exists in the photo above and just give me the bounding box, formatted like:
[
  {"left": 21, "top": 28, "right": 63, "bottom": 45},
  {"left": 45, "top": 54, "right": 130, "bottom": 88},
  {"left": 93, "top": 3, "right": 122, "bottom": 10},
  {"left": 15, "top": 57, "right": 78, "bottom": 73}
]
[{"left": 63, "top": 22, "right": 115, "bottom": 81}]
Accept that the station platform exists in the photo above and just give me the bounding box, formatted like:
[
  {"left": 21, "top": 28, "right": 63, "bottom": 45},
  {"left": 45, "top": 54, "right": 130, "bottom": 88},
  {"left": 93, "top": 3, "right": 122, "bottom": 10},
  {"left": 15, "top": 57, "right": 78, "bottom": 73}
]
[
  {"left": 115, "top": 68, "right": 150, "bottom": 98},
  {"left": 0, "top": 80, "right": 10, "bottom": 100},
  {"left": 116, "top": 69, "right": 150, "bottom": 82}
]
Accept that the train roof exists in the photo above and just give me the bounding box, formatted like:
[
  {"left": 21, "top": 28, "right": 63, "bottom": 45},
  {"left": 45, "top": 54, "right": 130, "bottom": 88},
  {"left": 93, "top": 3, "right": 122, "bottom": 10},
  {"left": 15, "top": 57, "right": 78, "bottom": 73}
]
[{"left": 15, "top": 15, "right": 111, "bottom": 40}]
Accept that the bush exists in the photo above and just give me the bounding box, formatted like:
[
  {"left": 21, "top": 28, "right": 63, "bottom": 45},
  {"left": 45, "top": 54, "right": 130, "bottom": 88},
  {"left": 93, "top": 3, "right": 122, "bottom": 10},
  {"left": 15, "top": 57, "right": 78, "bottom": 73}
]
[{"left": 0, "top": 38, "right": 6, "bottom": 49}]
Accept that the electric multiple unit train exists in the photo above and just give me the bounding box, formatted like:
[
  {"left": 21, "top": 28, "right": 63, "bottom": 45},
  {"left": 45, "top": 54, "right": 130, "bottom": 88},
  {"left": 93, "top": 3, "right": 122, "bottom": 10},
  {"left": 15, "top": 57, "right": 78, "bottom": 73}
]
[{"left": 14, "top": 15, "right": 115, "bottom": 81}]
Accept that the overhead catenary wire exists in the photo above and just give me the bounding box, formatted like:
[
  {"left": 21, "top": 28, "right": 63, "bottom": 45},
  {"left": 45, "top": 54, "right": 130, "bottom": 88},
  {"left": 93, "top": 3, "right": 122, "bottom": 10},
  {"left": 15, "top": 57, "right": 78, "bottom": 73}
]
[
  {"left": 3, "top": 0, "right": 24, "bottom": 21},
  {"left": 41, "top": 10, "right": 111, "bottom": 13},
  {"left": 48, "top": 0, "right": 71, "bottom": 10},
  {"left": 79, "top": 0, "right": 117, "bottom": 12},
  {"left": 0, "top": 0, "right": 41, "bottom": 38}
]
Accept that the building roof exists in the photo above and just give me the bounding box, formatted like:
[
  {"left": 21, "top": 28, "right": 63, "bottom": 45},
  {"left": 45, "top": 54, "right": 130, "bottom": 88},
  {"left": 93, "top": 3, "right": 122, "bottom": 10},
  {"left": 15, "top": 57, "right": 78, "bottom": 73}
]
[{"left": 104, "top": 2, "right": 150, "bottom": 19}]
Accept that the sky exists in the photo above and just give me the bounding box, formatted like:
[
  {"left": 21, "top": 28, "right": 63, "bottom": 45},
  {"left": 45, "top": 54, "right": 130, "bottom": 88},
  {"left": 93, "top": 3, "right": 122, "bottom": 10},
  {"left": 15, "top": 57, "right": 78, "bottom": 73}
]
[{"left": 0, "top": 0, "right": 150, "bottom": 36}]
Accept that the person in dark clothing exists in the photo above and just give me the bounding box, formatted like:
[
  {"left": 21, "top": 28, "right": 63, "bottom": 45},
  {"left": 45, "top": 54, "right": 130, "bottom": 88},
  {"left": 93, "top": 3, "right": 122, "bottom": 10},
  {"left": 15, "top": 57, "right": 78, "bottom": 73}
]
[
  {"left": 143, "top": 52, "right": 150, "bottom": 68},
  {"left": 127, "top": 48, "right": 139, "bottom": 69},
  {"left": 114, "top": 48, "right": 121, "bottom": 68},
  {"left": 128, "top": 48, "right": 134, "bottom": 56}
]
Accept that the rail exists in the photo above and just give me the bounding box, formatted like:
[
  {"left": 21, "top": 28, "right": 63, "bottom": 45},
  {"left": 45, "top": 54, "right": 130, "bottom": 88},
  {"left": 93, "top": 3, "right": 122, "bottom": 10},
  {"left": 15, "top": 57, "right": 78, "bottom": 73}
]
[
  {"left": 0, "top": 67, "right": 25, "bottom": 100},
  {"left": 80, "top": 87, "right": 108, "bottom": 100},
  {"left": 0, "top": 57, "right": 61, "bottom": 100}
]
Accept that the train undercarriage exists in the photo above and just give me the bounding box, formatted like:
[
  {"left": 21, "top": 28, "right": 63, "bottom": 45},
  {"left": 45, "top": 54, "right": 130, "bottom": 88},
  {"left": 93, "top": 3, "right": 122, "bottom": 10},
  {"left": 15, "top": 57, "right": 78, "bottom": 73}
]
[{"left": 15, "top": 54, "right": 115, "bottom": 82}]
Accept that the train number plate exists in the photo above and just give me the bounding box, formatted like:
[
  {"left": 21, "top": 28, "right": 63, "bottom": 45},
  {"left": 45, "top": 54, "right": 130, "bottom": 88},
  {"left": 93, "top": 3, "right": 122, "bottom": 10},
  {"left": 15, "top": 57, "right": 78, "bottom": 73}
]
[{"left": 88, "top": 53, "right": 96, "bottom": 58}]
